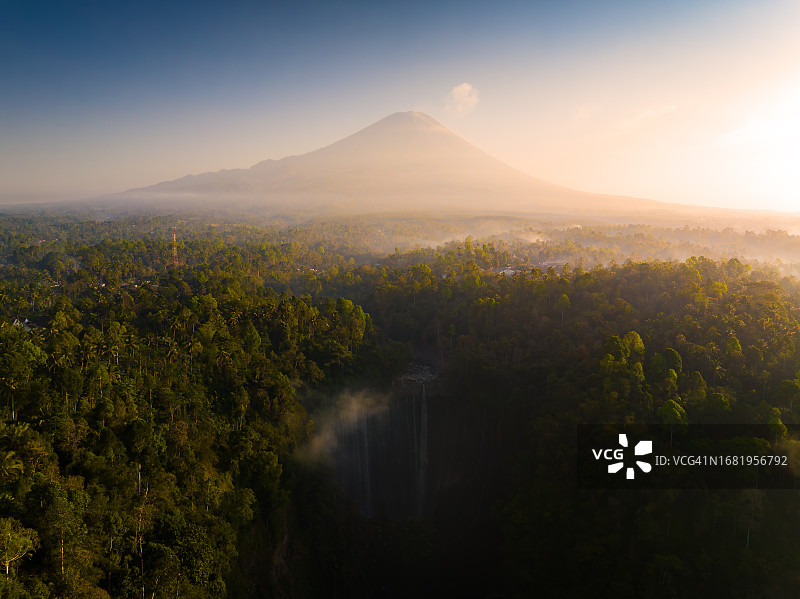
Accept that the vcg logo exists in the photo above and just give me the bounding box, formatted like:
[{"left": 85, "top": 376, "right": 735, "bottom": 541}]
[{"left": 592, "top": 434, "right": 653, "bottom": 479}]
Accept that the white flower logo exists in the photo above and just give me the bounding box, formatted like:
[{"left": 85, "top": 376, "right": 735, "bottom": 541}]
[{"left": 608, "top": 434, "right": 652, "bottom": 479}]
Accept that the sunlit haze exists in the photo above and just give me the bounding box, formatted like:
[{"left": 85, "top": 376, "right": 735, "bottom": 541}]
[{"left": 1, "top": 0, "right": 799, "bottom": 211}]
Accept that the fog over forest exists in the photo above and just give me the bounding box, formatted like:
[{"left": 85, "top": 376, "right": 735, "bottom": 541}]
[
  {"left": 2, "top": 201, "right": 800, "bottom": 596},
  {"left": 4, "top": 2, "right": 800, "bottom": 592}
]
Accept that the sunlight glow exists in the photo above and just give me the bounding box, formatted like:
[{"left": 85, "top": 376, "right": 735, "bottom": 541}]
[{"left": 716, "top": 74, "right": 800, "bottom": 211}]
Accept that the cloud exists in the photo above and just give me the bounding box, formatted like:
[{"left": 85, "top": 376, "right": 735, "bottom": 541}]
[
  {"left": 572, "top": 104, "right": 599, "bottom": 124},
  {"left": 717, "top": 117, "right": 790, "bottom": 147},
  {"left": 446, "top": 82, "right": 480, "bottom": 116},
  {"left": 572, "top": 104, "right": 597, "bottom": 121},
  {"left": 621, "top": 104, "right": 678, "bottom": 133}
]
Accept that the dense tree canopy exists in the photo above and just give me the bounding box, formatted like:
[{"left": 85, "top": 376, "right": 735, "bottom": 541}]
[{"left": 3, "top": 212, "right": 800, "bottom": 597}]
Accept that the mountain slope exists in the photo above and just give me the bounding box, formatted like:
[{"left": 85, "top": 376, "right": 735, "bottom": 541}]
[{"left": 109, "top": 111, "right": 666, "bottom": 216}]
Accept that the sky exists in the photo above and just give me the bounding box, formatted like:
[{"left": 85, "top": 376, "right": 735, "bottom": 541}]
[{"left": 1, "top": 0, "right": 799, "bottom": 211}]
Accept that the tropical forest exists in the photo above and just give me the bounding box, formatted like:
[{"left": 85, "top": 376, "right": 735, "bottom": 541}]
[{"left": 2, "top": 213, "right": 800, "bottom": 598}]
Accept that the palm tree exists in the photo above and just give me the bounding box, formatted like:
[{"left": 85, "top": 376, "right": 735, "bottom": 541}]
[{"left": 0, "top": 451, "right": 23, "bottom": 483}]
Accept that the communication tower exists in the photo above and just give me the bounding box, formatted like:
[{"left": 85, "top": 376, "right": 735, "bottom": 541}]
[{"left": 172, "top": 226, "right": 178, "bottom": 267}]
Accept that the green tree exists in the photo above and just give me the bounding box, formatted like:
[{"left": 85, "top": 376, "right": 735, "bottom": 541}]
[
  {"left": 768, "top": 407, "right": 788, "bottom": 444},
  {"left": 623, "top": 330, "right": 645, "bottom": 363},
  {"left": 0, "top": 451, "right": 23, "bottom": 484},
  {"left": 0, "top": 517, "right": 38, "bottom": 580},
  {"left": 555, "top": 293, "right": 570, "bottom": 325},
  {"left": 657, "top": 399, "right": 689, "bottom": 446}
]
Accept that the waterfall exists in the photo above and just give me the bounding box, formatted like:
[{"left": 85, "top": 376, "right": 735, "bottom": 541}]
[
  {"left": 416, "top": 383, "right": 428, "bottom": 518},
  {"left": 327, "top": 381, "right": 434, "bottom": 519},
  {"left": 361, "top": 408, "right": 372, "bottom": 516},
  {"left": 331, "top": 408, "right": 374, "bottom": 516}
]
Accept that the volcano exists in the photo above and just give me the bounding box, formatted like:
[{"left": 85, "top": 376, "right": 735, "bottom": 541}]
[{"left": 107, "top": 111, "right": 666, "bottom": 216}]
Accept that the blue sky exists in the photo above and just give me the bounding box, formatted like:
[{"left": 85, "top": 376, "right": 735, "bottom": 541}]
[{"left": 2, "top": 0, "right": 799, "bottom": 210}]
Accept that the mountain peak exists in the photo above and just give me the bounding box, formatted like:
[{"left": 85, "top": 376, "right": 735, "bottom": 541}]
[
  {"left": 334, "top": 110, "right": 452, "bottom": 143},
  {"left": 311, "top": 110, "right": 468, "bottom": 163},
  {"left": 377, "top": 111, "right": 442, "bottom": 126}
]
